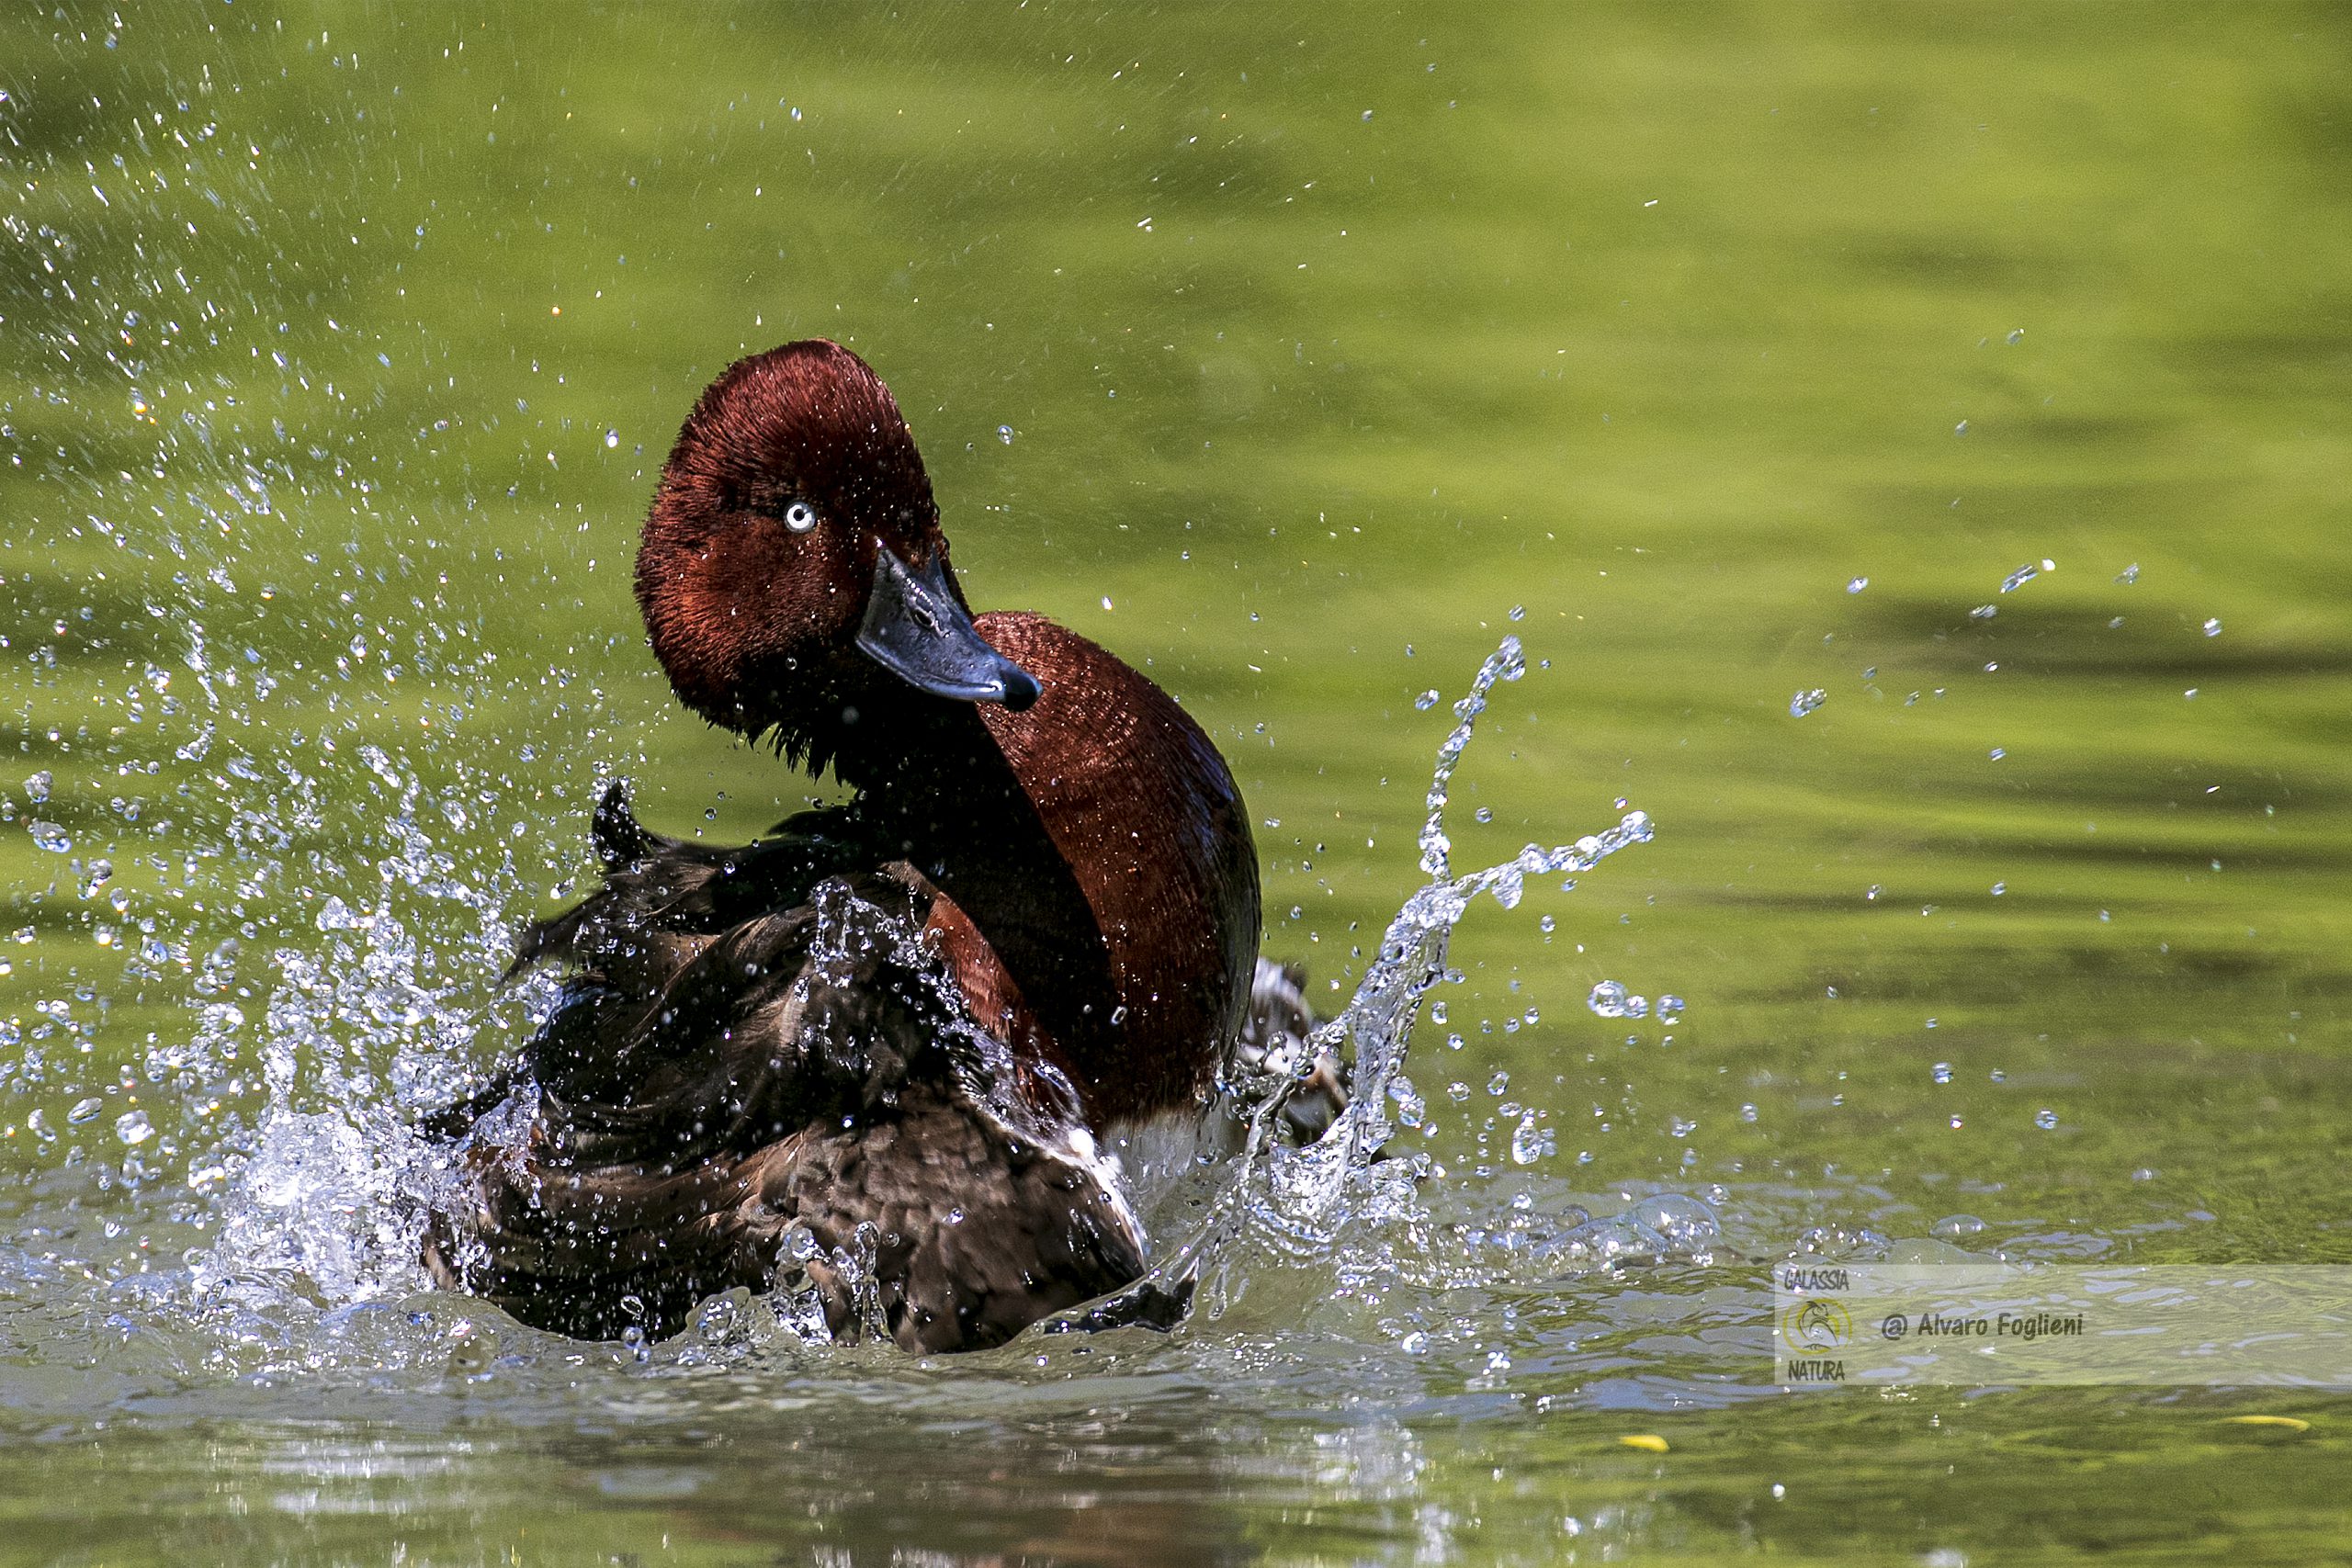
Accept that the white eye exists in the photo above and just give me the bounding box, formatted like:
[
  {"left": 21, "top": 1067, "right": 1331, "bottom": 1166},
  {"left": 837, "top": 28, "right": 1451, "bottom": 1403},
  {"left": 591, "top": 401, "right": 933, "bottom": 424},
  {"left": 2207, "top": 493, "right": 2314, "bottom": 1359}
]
[{"left": 784, "top": 501, "right": 818, "bottom": 533}]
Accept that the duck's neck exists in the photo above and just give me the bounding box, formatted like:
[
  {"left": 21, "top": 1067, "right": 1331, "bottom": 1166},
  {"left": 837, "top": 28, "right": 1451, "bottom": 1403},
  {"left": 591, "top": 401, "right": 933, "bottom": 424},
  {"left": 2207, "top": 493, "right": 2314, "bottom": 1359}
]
[{"left": 826, "top": 615, "right": 1259, "bottom": 1131}]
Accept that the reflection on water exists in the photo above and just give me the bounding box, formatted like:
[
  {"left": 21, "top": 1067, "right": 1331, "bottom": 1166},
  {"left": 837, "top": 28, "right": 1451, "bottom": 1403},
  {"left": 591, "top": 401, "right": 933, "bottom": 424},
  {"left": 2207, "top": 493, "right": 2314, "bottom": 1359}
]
[{"left": 4, "top": 2, "right": 2351, "bottom": 1561}]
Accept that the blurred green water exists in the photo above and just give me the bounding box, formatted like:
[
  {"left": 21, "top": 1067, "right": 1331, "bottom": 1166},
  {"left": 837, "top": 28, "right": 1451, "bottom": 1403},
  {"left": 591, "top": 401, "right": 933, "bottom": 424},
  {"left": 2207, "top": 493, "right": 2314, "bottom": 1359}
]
[{"left": 2, "top": 2, "right": 2349, "bottom": 1562}]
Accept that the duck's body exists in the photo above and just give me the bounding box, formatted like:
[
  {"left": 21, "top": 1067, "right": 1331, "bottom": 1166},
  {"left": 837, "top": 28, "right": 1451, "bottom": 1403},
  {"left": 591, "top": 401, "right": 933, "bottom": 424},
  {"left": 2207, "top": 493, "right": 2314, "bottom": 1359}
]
[{"left": 423, "top": 341, "right": 1329, "bottom": 1351}]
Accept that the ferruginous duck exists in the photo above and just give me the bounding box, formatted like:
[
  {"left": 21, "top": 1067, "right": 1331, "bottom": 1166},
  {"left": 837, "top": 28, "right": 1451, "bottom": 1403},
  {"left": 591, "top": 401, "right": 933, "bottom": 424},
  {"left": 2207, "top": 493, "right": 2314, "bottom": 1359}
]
[{"left": 423, "top": 339, "right": 1336, "bottom": 1352}]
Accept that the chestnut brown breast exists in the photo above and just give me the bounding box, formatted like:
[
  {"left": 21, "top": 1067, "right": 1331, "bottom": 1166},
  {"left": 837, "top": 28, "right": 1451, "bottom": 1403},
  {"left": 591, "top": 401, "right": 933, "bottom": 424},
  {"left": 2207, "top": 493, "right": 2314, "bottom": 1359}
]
[{"left": 897, "top": 612, "right": 1260, "bottom": 1131}]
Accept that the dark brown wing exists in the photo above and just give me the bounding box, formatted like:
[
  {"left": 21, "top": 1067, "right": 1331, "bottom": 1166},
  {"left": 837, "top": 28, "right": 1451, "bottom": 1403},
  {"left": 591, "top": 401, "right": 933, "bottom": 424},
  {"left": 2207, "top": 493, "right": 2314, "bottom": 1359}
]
[
  {"left": 423, "top": 786, "right": 1147, "bottom": 1351},
  {"left": 1237, "top": 957, "right": 1350, "bottom": 1143}
]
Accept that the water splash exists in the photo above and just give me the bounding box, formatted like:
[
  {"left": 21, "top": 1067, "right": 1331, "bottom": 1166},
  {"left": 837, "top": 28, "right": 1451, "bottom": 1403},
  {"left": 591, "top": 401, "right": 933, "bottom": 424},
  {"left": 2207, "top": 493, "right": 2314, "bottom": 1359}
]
[{"left": 1166, "top": 637, "right": 1657, "bottom": 1299}]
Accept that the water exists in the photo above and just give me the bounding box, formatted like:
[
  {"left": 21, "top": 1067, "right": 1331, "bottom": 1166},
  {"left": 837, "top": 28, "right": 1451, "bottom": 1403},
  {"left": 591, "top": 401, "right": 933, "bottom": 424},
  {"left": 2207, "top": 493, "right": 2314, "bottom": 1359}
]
[{"left": 6, "top": 5, "right": 2352, "bottom": 1562}]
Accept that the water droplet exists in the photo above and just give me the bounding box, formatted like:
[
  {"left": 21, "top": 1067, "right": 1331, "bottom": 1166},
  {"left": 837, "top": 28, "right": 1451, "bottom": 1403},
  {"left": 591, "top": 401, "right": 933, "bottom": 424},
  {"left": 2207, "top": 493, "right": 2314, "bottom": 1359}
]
[
  {"left": 1656, "top": 994, "right": 1684, "bottom": 1023},
  {"left": 1789, "top": 688, "right": 1826, "bottom": 718},
  {"left": 1989, "top": 881, "right": 2006, "bottom": 896},
  {"left": 27, "top": 821, "right": 71, "bottom": 854},
  {"left": 1846, "top": 576, "right": 1869, "bottom": 594},
  {"left": 2202, "top": 617, "right": 2221, "bottom": 637},
  {"left": 2034, "top": 1109, "right": 2058, "bottom": 1131},
  {"left": 1474, "top": 807, "right": 1492, "bottom": 823},
  {"left": 114, "top": 1110, "right": 153, "bottom": 1145},
  {"left": 1510, "top": 1112, "right": 1544, "bottom": 1164},
  {"left": 1587, "top": 981, "right": 1647, "bottom": 1019},
  {"left": 1932, "top": 1062, "right": 1952, "bottom": 1085},
  {"left": 24, "top": 771, "right": 51, "bottom": 804},
  {"left": 604, "top": 429, "right": 619, "bottom": 448},
  {"left": 1487, "top": 1071, "right": 1510, "bottom": 1096},
  {"left": 2007, "top": 328, "right": 2025, "bottom": 344},
  {"left": 1954, "top": 420, "right": 1970, "bottom": 435},
  {"left": 315, "top": 896, "right": 366, "bottom": 931},
  {"left": 2115, "top": 563, "right": 2140, "bottom": 584},
  {"left": 1414, "top": 689, "right": 1440, "bottom": 711},
  {"left": 1999, "top": 562, "right": 2040, "bottom": 593},
  {"left": 1508, "top": 604, "right": 1525, "bottom": 622},
  {"left": 66, "top": 1098, "right": 105, "bottom": 1126}
]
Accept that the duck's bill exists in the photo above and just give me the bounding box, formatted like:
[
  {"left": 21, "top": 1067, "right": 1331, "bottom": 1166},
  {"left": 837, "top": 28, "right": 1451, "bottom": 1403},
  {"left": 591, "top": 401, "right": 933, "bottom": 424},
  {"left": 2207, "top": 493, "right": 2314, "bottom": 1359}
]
[{"left": 856, "top": 542, "right": 1043, "bottom": 711}]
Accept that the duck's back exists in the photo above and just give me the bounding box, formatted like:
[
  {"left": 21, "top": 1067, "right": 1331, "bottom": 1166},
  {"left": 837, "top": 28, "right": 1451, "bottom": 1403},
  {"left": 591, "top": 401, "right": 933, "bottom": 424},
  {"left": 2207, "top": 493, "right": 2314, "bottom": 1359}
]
[{"left": 422, "top": 789, "right": 1149, "bottom": 1351}]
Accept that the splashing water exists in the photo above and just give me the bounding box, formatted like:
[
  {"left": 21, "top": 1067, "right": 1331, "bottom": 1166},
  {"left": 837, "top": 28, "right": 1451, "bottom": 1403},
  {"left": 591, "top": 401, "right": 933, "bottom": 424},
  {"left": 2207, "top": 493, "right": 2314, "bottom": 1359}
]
[{"left": 1149, "top": 637, "right": 1662, "bottom": 1309}]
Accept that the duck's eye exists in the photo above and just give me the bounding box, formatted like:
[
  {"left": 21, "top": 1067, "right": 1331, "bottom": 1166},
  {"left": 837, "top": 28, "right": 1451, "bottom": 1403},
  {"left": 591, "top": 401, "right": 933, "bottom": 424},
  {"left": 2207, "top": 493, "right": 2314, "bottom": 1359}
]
[{"left": 784, "top": 501, "right": 819, "bottom": 534}]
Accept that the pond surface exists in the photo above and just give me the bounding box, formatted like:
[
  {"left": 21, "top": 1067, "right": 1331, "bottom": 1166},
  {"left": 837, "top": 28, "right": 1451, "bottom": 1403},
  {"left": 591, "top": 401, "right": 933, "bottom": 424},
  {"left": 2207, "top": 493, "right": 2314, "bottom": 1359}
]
[{"left": 3, "top": 4, "right": 2349, "bottom": 1562}]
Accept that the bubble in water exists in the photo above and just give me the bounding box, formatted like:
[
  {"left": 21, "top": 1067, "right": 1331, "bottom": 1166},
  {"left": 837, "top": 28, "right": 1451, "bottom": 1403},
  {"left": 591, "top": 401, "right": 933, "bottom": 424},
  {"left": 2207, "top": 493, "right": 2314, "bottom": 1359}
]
[
  {"left": 2034, "top": 1109, "right": 2059, "bottom": 1131},
  {"left": 997, "top": 424, "right": 1015, "bottom": 445},
  {"left": 1414, "top": 689, "right": 1440, "bottom": 711},
  {"left": 1846, "top": 577, "right": 1869, "bottom": 594},
  {"left": 23, "top": 771, "right": 51, "bottom": 805},
  {"left": 66, "top": 1098, "right": 105, "bottom": 1126},
  {"left": 1487, "top": 1071, "right": 1510, "bottom": 1096},
  {"left": 1932, "top": 1214, "right": 1987, "bottom": 1240},
  {"left": 604, "top": 429, "right": 620, "bottom": 449},
  {"left": 1474, "top": 807, "right": 1492, "bottom": 823},
  {"left": 1789, "top": 688, "right": 1827, "bottom": 718},
  {"left": 114, "top": 1110, "right": 154, "bottom": 1146},
  {"left": 1656, "top": 994, "right": 1684, "bottom": 1023},
  {"left": 27, "top": 821, "right": 71, "bottom": 854}
]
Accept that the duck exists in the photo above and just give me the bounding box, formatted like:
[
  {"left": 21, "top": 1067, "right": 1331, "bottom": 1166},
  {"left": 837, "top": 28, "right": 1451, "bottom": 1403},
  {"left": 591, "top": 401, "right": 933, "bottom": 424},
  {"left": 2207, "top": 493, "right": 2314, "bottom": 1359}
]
[{"left": 422, "top": 339, "right": 1340, "bottom": 1352}]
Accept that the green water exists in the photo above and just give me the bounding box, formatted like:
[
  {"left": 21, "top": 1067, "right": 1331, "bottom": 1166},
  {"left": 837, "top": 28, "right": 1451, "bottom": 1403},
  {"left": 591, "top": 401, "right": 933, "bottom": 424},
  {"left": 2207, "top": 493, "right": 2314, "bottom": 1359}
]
[{"left": 4, "top": 3, "right": 2349, "bottom": 1562}]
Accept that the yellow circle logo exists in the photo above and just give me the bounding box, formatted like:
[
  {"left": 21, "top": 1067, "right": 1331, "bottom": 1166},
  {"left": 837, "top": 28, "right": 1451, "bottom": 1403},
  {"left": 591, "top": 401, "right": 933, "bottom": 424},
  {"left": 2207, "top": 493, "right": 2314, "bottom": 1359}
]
[{"left": 1780, "top": 1298, "right": 1852, "bottom": 1352}]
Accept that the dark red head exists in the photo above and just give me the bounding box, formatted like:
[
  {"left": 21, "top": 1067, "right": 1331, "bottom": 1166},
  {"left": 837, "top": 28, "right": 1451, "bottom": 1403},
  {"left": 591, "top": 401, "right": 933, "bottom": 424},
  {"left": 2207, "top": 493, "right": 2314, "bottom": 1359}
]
[{"left": 635, "top": 340, "right": 1038, "bottom": 775}]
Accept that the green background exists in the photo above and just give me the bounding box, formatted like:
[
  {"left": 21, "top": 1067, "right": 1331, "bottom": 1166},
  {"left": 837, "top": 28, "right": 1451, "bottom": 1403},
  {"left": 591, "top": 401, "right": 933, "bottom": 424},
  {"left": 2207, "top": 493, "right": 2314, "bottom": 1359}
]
[{"left": 1, "top": 3, "right": 2347, "bottom": 1562}]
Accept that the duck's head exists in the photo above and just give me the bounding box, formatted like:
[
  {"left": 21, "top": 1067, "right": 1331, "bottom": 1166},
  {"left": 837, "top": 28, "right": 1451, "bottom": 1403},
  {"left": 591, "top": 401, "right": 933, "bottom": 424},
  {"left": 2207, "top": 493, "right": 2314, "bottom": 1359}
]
[{"left": 636, "top": 339, "right": 1040, "bottom": 775}]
